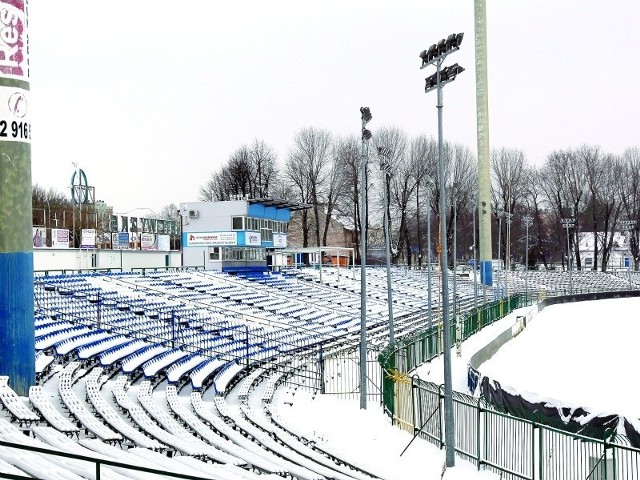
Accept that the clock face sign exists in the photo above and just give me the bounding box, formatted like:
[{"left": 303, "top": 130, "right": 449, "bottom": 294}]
[{"left": 70, "top": 168, "right": 89, "bottom": 204}]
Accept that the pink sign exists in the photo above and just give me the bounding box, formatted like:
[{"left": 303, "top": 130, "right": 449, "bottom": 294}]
[{"left": 0, "top": 1, "right": 27, "bottom": 79}]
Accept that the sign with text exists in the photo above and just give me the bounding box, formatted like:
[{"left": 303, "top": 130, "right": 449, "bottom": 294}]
[
  {"left": 51, "top": 228, "right": 69, "bottom": 248},
  {"left": 186, "top": 231, "right": 237, "bottom": 247},
  {"left": 0, "top": 1, "right": 28, "bottom": 79},
  {"left": 245, "top": 232, "right": 261, "bottom": 246},
  {"left": 273, "top": 233, "right": 287, "bottom": 248},
  {"left": 141, "top": 233, "right": 158, "bottom": 250},
  {"left": 81, "top": 229, "right": 96, "bottom": 249}
]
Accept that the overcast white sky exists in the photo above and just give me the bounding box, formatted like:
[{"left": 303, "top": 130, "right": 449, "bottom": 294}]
[{"left": 27, "top": 1, "right": 640, "bottom": 215}]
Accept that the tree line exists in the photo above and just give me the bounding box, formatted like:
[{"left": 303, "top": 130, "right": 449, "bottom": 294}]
[{"left": 202, "top": 128, "right": 640, "bottom": 272}]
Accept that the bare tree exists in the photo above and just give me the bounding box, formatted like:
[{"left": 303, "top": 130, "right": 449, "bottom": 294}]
[
  {"left": 199, "top": 140, "right": 278, "bottom": 201},
  {"left": 248, "top": 139, "right": 278, "bottom": 197},
  {"left": 618, "top": 147, "right": 640, "bottom": 267},
  {"left": 540, "top": 148, "right": 588, "bottom": 269},
  {"left": 333, "top": 136, "right": 362, "bottom": 262},
  {"left": 375, "top": 127, "right": 411, "bottom": 263},
  {"left": 410, "top": 135, "right": 438, "bottom": 266},
  {"left": 594, "top": 153, "right": 623, "bottom": 271},
  {"left": 287, "top": 127, "right": 333, "bottom": 246},
  {"left": 491, "top": 147, "right": 528, "bottom": 265},
  {"left": 284, "top": 151, "right": 314, "bottom": 248}
]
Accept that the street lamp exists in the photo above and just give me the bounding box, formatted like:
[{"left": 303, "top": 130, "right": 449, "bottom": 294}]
[
  {"left": 419, "top": 31, "right": 464, "bottom": 468},
  {"left": 561, "top": 217, "right": 575, "bottom": 295},
  {"left": 359, "top": 106, "right": 373, "bottom": 410},
  {"left": 621, "top": 219, "right": 636, "bottom": 289},
  {"left": 377, "top": 146, "right": 395, "bottom": 345},
  {"left": 522, "top": 215, "right": 533, "bottom": 303}
]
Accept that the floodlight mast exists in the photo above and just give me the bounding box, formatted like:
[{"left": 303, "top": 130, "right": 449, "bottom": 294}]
[
  {"left": 561, "top": 217, "right": 575, "bottom": 294},
  {"left": 522, "top": 215, "right": 534, "bottom": 303},
  {"left": 377, "top": 146, "right": 395, "bottom": 345},
  {"left": 359, "top": 106, "right": 372, "bottom": 410},
  {"left": 419, "top": 31, "right": 464, "bottom": 469}
]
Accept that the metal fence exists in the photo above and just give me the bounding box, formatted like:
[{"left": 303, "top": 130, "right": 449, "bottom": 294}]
[
  {"left": 379, "top": 296, "right": 523, "bottom": 418},
  {"left": 379, "top": 294, "right": 640, "bottom": 478},
  {"left": 283, "top": 346, "right": 383, "bottom": 403},
  {"left": 403, "top": 378, "right": 640, "bottom": 479}
]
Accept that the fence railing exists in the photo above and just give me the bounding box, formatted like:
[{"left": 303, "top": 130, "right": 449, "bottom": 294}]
[
  {"left": 0, "top": 438, "right": 212, "bottom": 480},
  {"left": 378, "top": 292, "right": 640, "bottom": 478},
  {"left": 405, "top": 379, "right": 640, "bottom": 479},
  {"left": 378, "top": 295, "right": 524, "bottom": 418}
]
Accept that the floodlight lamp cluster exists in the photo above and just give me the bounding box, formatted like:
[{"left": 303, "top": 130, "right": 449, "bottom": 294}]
[
  {"left": 424, "top": 63, "right": 465, "bottom": 93},
  {"left": 419, "top": 33, "right": 463, "bottom": 69},
  {"left": 360, "top": 106, "right": 372, "bottom": 140},
  {"left": 621, "top": 219, "right": 636, "bottom": 230},
  {"left": 561, "top": 218, "right": 575, "bottom": 228},
  {"left": 377, "top": 146, "right": 392, "bottom": 159}
]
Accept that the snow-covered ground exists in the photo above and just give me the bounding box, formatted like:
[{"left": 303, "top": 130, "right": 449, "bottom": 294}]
[
  {"left": 4, "top": 297, "right": 634, "bottom": 479},
  {"left": 476, "top": 297, "right": 639, "bottom": 420},
  {"left": 270, "top": 307, "right": 538, "bottom": 479}
]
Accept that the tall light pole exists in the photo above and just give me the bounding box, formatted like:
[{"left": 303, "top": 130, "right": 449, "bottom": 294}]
[
  {"left": 621, "top": 219, "right": 636, "bottom": 289},
  {"left": 419, "top": 31, "right": 464, "bottom": 468},
  {"left": 377, "top": 146, "right": 395, "bottom": 344},
  {"left": 472, "top": 197, "right": 478, "bottom": 309},
  {"left": 359, "top": 106, "right": 373, "bottom": 410},
  {"left": 452, "top": 184, "right": 461, "bottom": 357},
  {"left": 504, "top": 211, "right": 513, "bottom": 296},
  {"left": 522, "top": 215, "right": 533, "bottom": 303},
  {"left": 561, "top": 217, "right": 575, "bottom": 295},
  {"left": 425, "top": 176, "right": 435, "bottom": 332},
  {"left": 497, "top": 207, "right": 503, "bottom": 297}
]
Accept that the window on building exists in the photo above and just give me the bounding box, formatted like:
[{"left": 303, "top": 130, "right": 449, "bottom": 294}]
[
  {"left": 261, "top": 228, "right": 273, "bottom": 242},
  {"left": 232, "top": 216, "right": 244, "bottom": 230},
  {"left": 209, "top": 247, "right": 220, "bottom": 261}
]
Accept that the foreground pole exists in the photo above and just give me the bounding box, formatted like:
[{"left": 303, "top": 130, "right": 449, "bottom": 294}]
[{"left": 0, "top": 0, "right": 35, "bottom": 395}]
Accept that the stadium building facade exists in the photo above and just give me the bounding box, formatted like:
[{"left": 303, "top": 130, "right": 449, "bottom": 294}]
[{"left": 180, "top": 198, "right": 309, "bottom": 273}]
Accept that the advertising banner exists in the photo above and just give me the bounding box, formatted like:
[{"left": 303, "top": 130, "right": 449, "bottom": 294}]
[
  {"left": 81, "top": 229, "right": 96, "bottom": 249},
  {"left": 51, "top": 229, "right": 69, "bottom": 248},
  {"left": 157, "top": 234, "right": 170, "bottom": 251},
  {"left": 273, "top": 233, "right": 287, "bottom": 248},
  {"left": 32, "top": 227, "right": 45, "bottom": 248},
  {"left": 141, "top": 233, "right": 158, "bottom": 250},
  {"left": 186, "top": 231, "right": 237, "bottom": 247},
  {"left": 112, "top": 232, "right": 130, "bottom": 249},
  {"left": 245, "top": 231, "right": 261, "bottom": 246}
]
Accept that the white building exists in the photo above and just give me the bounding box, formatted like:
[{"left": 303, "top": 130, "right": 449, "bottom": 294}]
[
  {"left": 180, "top": 198, "right": 309, "bottom": 273},
  {"left": 578, "top": 231, "right": 632, "bottom": 270}
]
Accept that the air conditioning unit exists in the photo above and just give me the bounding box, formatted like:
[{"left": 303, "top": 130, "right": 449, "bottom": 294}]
[{"left": 188, "top": 210, "right": 199, "bottom": 218}]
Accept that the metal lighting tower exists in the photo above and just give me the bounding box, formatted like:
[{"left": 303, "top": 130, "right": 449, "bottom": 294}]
[
  {"left": 472, "top": 196, "right": 478, "bottom": 309},
  {"left": 474, "top": 0, "right": 493, "bottom": 287},
  {"left": 504, "top": 211, "right": 513, "bottom": 296},
  {"left": 359, "top": 106, "right": 373, "bottom": 409},
  {"left": 419, "top": 32, "right": 464, "bottom": 468},
  {"left": 522, "top": 215, "right": 533, "bottom": 303},
  {"left": 561, "top": 217, "right": 575, "bottom": 295},
  {"left": 497, "top": 207, "right": 503, "bottom": 296},
  {"left": 425, "top": 176, "right": 435, "bottom": 332},
  {"left": 377, "top": 146, "right": 395, "bottom": 344},
  {"left": 621, "top": 219, "right": 636, "bottom": 289}
]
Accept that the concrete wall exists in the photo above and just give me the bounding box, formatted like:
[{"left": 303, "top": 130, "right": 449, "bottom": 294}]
[{"left": 33, "top": 249, "right": 182, "bottom": 273}]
